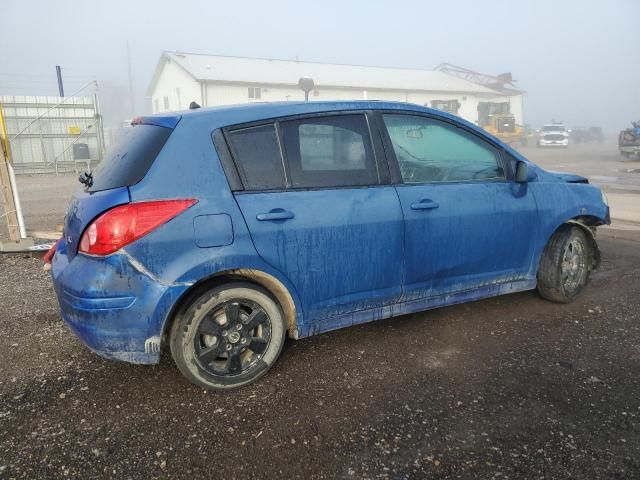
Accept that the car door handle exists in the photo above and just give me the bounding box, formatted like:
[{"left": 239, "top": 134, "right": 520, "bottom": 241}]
[
  {"left": 256, "top": 209, "right": 295, "bottom": 221},
  {"left": 410, "top": 199, "right": 439, "bottom": 210}
]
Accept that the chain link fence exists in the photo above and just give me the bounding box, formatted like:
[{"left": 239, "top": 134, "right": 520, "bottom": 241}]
[{"left": 1, "top": 84, "right": 104, "bottom": 175}]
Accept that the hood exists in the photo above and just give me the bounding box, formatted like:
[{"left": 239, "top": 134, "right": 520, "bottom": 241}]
[{"left": 546, "top": 170, "right": 589, "bottom": 184}]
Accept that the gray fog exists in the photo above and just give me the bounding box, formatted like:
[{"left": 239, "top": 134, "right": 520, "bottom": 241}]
[{"left": 1, "top": 0, "right": 638, "bottom": 129}]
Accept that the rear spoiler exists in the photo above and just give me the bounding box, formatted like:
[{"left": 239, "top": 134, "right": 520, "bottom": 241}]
[{"left": 131, "top": 115, "right": 181, "bottom": 129}]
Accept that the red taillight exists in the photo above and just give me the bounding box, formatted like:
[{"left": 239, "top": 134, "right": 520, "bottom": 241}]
[{"left": 78, "top": 199, "right": 196, "bottom": 256}]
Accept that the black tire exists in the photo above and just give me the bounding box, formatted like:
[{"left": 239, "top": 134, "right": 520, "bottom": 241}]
[
  {"left": 537, "top": 226, "right": 594, "bottom": 303},
  {"left": 170, "top": 282, "right": 286, "bottom": 390}
]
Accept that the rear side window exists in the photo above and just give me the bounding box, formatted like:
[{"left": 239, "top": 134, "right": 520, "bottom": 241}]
[
  {"left": 226, "top": 125, "right": 286, "bottom": 191},
  {"left": 88, "top": 124, "right": 172, "bottom": 192},
  {"left": 280, "top": 114, "right": 379, "bottom": 188}
]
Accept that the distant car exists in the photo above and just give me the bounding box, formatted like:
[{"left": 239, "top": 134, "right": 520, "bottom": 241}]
[
  {"left": 571, "top": 126, "right": 604, "bottom": 144},
  {"left": 49, "top": 101, "right": 610, "bottom": 390},
  {"left": 570, "top": 127, "right": 589, "bottom": 143},
  {"left": 538, "top": 124, "right": 570, "bottom": 147},
  {"left": 588, "top": 126, "right": 604, "bottom": 143}
]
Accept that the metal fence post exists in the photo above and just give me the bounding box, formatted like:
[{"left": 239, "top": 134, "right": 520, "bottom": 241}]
[{"left": 0, "top": 102, "right": 26, "bottom": 241}]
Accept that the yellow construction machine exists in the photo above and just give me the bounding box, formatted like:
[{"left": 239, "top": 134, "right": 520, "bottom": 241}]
[{"left": 478, "top": 102, "right": 527, "bottom": 146}]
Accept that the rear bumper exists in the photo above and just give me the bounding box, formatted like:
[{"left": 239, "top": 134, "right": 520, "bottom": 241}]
[{"left": 51, "top": 245, "right": 189, "bottom": 364}]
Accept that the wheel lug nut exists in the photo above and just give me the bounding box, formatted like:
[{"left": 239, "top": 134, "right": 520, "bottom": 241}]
[
  {"left": 222, "top": 331, "right": 228, "bottom": 337},
  {"left": 225, "top": 344, "right": 232, "bottom": 351},
  {"left": 236, "top": 324, "right": 243, "bottom": 330},
  {"left": 240, "top": 338, "right": 247, "bottom": 344}
]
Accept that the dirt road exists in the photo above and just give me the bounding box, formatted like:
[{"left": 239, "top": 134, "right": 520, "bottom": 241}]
[{"left": 1, "top": 227, "right": 639, "bottom": 479}]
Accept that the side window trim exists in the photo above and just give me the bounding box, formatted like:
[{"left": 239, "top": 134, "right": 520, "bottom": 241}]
[
  {"left": 500, "top": 150, "right": 518, "bottom": 180},
  {"left": 364, "top": 111, "right": 390, "bottom": 185},
  {"left": 273, "top": 122, "right": 290, "bottom": 188},
  {"left": 212, "top": 129, "right": 243, "bottom": 191},
  {"left": 370, "top": 112, "right": 402, "bottom": 184},
  {"left": 376, "top": 111, "right": 510, "bottom": 185}
]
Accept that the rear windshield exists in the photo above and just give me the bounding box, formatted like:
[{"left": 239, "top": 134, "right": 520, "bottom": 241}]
[{"left": 88, "top": 124, "right": 172, "bottom": 192}]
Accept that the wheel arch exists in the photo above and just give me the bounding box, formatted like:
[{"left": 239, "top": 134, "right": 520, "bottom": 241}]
[
  {"left": 160, "top": 268, "right": 301, "bottom": 350},
  {"left": 541, "top": 215, "right": 604, "bottom": 271},
  {"left": 566, "top": 216, "right": 602, "bottom": 269}
]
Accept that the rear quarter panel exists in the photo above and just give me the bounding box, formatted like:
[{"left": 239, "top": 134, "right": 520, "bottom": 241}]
[{"left": 125, "top": 114, "right": 305, "bottom": 334}]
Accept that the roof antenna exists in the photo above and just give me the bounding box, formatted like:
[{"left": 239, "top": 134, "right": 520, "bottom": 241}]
[{"left": 189, "top": 101, "right": 201, "bottom": 109}]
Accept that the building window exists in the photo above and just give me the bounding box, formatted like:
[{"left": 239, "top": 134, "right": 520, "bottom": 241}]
[
  {"left": 163, "top": 96, "right": 170, "bottom": 110},
  {"left": 430, "top": 99, "right": 461, "bottom": 115},
  {"left": 313, "top": 90, "right": 320, "bottom": 97},
  {"left": 154, "top": 98, "right": 159, "bottom": 113},
  {"left": 248, "top": 87, "right": 261, "bottom": 100}
]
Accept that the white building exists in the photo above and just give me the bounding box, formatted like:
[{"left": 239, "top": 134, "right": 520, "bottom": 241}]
[{"left": 147, "top": 52, "right": 524, "bottom": 126}]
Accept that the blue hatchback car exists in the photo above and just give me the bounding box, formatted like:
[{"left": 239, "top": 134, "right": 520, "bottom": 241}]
[{"left": 50, "top": 101, "right": 610, "bottom": 389}]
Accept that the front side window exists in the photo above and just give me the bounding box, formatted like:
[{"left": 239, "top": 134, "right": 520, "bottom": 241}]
[
  {"left": 226, "top": 124, "right": 286, "bottom": 191},
  {"left": 280, "top": 114, "right": 379, "bottom": 188},
  {"left": 383, "top": 114, "right": 505, "bottom": 184}
]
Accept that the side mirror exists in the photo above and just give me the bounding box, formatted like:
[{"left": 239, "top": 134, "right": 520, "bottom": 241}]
[{"left": 515, "top": 161, "right": 534, "bottom": 183}]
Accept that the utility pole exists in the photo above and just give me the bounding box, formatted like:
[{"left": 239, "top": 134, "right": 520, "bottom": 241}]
[
  {"left": 126, "top": 41, "right": 135, "bottom": 117},
  {"left": 55, "top": 65, "right": 65, "bottom": 97}
]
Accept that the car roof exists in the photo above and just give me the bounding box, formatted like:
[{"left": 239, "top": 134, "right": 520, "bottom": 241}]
[
  {"left": 147, "top": 100, "right": 459, "bottom": 130},
  {"left": 143, "top": 99, "right": 535, "bottom": 166}
]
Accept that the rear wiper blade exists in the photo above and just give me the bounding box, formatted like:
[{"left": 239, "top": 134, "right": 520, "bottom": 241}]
[{"left": 78, "top": 171, "right": 93, "bottom": 188}]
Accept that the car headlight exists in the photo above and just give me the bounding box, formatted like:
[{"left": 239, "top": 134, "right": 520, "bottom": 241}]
[{"left": 601, "top": 190, "right": 609, "bottom": 206}]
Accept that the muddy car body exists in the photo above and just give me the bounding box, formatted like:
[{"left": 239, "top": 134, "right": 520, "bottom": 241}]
[{"left": 50, "top": 101, "right": 610, "bottom": 389}]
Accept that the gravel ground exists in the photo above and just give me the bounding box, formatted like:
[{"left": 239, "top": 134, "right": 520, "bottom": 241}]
[{"left": 1, "top": 228, "right": 639, "bottom": 479}]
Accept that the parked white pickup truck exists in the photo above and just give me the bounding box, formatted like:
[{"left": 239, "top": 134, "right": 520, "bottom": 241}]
[{"left": 537, "top": 124, "right": 570, "bottom": 148}]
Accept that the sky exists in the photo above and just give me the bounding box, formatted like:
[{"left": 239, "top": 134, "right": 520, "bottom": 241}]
[{"left": 1, "top": 0, "right": 638, "bottom": 129}]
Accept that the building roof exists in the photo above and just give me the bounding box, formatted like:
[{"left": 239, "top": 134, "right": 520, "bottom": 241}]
[{"left": 147, "top": 51, "right": 507, "bottom": 97}]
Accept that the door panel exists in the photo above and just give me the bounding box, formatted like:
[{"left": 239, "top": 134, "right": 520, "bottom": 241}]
[
  {"left": 396, "top": 182, "right": 538, "bottom": 300},
  {"left": 380, "top": 112, "right": 539, "bottom": 301},
  {"left": 235, "top": 187, "right": 404, "bottom": 320}
]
